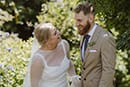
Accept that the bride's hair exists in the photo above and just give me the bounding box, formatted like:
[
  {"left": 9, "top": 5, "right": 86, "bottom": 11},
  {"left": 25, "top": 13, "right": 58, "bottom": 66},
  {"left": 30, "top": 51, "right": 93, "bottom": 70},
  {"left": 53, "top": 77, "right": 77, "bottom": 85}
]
[{"left": 34, "top": 23, "right": 55, "bottom": 46}]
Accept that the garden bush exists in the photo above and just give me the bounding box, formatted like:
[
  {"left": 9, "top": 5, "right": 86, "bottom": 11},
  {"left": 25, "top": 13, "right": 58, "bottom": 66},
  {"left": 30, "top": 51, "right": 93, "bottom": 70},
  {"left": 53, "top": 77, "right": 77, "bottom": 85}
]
[{"left": 0, "top": 31, "right": 32, "bottom": 87}]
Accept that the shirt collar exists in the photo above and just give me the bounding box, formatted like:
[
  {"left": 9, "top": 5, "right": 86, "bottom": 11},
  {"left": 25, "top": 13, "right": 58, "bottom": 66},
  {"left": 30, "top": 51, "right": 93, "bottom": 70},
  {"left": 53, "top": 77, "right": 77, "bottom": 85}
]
[{"left": 88, "top": 23, "right": 97, "bottom": 37}]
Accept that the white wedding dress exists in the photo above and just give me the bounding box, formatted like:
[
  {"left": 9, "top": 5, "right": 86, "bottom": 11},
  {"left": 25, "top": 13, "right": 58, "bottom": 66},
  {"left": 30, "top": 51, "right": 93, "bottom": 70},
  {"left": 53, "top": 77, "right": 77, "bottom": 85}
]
[{"left": 23, "top": 40, "right": 70, "bottom": 87}]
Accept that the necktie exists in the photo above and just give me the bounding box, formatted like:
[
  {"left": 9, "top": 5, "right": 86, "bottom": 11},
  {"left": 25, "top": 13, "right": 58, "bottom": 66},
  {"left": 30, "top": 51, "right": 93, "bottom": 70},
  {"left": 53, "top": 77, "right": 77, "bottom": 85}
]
[
  {"left": 84, "top": 35, "right": 90, "bottom": 52},
  {"left": 81, "top": 34, "right": 90, "bottom": 61}
]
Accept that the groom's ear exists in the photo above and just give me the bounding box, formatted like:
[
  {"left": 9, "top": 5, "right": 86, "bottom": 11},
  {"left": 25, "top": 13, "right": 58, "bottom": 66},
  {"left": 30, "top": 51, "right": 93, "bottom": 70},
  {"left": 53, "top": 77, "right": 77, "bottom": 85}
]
[{"left": 88, "top": 14, "right": 94, "bottom": 23}]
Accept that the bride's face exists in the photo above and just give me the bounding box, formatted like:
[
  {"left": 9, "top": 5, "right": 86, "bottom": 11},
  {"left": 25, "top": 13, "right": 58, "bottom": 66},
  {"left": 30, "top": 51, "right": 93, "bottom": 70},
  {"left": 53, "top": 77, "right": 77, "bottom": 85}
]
[{"left": 48, "top": 28, "right": 61, "bottom": 45}]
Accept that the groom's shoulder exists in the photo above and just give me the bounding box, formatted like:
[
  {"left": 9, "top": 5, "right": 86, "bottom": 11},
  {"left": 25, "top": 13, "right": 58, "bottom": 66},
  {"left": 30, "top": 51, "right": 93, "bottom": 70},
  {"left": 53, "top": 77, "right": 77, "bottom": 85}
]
[{"left": 96, "top": 25, "right": 113, "bottom": 38}]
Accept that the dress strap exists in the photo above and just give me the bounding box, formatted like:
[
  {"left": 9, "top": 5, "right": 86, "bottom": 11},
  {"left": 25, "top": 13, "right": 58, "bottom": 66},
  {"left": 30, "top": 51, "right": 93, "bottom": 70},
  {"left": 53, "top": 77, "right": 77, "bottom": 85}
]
[
  {"left": 35, "top": 53, "right": 47, "bottom": 66},
  {"left": 61, "top": 40, "right": 67, "bottom": 55}
]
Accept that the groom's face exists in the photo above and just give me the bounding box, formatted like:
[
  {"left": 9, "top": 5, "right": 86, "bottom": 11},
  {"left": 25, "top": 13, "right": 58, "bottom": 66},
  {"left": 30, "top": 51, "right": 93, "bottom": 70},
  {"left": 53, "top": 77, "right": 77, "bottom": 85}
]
[{"left": 75, "top": 11, "right": 91, "bottom": 35}]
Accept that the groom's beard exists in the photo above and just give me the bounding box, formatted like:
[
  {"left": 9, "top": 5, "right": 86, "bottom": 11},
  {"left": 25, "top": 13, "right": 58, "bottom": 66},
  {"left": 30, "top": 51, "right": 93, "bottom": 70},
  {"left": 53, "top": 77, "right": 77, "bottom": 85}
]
[{"left": 79, "top": 21, "right": 91, "bottom": 35}]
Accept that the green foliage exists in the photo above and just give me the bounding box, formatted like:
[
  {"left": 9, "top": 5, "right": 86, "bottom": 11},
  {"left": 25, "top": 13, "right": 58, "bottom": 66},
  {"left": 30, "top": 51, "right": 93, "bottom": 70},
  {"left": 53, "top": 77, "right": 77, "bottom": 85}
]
[
  {"left": 0, "top": 31, "right": 32, "bottom": 86},
  {"left": 0, "top": 9, "right": 13, "bottom": 27},
  {"left": 0, "top": 0, "right": 46, "bottom": 40},
  {"left": 116, "top": 50, "right": 130, "bottom": 86},
  {"left": 89, "top": 0, "right": 130, "bottom": 50},
  {"left": 70, "top": 48, "right": 82, "bottom": 75}
]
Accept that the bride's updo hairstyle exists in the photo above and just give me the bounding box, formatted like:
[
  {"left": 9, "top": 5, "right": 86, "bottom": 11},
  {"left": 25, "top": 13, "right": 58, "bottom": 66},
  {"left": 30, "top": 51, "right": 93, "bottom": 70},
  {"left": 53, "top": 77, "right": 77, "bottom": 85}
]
[{"left": 34, "top": 23, "right": 55, "bottom": 46}]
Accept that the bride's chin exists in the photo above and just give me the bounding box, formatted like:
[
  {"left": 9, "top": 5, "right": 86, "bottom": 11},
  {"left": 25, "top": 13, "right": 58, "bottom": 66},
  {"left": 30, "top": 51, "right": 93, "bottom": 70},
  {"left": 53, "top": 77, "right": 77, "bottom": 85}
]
[
  {"left": 58, "top": 39, "right": 61, "bottom": 43},
  {"left": 58, "top": 37, "right": 61, "bottom": 41}
]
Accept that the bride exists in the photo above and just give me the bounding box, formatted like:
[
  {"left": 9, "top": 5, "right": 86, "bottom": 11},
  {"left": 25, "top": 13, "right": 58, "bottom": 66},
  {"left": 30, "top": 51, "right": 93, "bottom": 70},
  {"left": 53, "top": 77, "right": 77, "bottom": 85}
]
[{"left": 23, "top": 23, "right": 81, "bottom": 87}]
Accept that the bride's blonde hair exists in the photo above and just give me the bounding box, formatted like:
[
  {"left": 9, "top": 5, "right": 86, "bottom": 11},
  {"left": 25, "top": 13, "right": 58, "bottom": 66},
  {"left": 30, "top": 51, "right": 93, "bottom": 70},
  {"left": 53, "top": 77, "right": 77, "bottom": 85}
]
[{"left": 34, "top": 23, "right": 55, "bottom": 46}]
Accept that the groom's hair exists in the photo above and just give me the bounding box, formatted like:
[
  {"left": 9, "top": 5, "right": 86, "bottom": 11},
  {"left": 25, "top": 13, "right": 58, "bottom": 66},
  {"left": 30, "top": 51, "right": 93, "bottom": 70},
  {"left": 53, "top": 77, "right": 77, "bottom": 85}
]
[{"left": 74, "top": 1, "right": 95, "bottom": 15}]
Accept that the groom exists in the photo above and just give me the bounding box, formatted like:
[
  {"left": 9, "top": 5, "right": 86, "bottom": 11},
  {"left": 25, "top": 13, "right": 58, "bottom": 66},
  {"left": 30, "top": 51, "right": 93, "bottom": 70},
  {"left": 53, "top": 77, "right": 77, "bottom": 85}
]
[{"left": 74, "top": 1, "right": 116, "bottom": 87}]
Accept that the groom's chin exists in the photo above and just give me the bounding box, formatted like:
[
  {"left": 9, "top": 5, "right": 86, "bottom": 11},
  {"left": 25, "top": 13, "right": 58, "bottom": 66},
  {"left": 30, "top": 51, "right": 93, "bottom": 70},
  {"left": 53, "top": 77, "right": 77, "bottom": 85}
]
[{"left": 78, "top": 31, "right": 85, "bottom": 35}]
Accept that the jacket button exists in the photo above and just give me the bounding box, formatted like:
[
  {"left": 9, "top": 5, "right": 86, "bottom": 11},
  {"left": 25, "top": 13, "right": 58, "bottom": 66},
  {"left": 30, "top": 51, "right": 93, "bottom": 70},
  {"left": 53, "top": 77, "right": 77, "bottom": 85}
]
[{"left": 84, "top": 78, "right": 86, "bottom": 80}]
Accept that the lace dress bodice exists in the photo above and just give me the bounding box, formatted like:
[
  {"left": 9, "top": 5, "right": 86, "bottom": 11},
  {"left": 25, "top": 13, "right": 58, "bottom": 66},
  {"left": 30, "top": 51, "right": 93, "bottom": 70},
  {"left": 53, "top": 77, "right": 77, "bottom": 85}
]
[{"left": 34, "top": 40, "right": 70, "bottom": 87}]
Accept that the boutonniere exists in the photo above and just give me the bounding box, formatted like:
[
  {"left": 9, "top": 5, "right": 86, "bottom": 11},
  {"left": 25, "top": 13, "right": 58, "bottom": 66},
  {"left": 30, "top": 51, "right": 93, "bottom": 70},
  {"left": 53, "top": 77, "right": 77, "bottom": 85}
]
[{"left": 88, "top": 41, "right": 96, "bottom": 47}]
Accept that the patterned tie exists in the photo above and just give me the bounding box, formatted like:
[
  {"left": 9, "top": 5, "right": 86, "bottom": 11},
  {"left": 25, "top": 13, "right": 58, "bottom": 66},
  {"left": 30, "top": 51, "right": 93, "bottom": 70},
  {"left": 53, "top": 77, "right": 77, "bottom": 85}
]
[{"left": 81, "top": 34, "right": 90, "bottom": 61}]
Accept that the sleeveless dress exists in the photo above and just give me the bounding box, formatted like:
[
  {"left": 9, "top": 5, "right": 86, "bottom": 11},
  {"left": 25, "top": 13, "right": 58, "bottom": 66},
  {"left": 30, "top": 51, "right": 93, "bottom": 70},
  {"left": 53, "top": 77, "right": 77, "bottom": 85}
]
[{"left": 34, "top": 40, "right": 70, "bottom": 87}]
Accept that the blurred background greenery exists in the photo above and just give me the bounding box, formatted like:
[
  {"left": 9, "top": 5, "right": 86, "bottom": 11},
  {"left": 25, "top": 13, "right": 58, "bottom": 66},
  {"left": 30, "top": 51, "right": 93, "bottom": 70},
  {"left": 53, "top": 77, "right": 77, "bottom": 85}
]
[{"left": 0, "top": 0, "right": 130, "bottom": 87}]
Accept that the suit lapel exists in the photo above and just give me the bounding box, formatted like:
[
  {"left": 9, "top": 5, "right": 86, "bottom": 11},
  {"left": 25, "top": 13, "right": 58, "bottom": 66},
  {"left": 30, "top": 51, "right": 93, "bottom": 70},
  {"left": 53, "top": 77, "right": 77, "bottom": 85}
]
[
  {"left": 83, "top": 25, "right": 101, "bottom": 63},
  {"left": 80, "top": 36, "right": 84, "bottom": 49},
  {"left": 80, "top": 36, "right": 84, "bottom": 59}
]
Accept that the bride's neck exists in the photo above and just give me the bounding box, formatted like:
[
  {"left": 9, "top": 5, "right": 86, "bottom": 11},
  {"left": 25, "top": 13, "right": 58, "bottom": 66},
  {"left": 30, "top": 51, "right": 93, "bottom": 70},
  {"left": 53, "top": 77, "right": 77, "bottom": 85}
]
[{"left": 41, "top": 44, "right": 57, "bottom": 51}]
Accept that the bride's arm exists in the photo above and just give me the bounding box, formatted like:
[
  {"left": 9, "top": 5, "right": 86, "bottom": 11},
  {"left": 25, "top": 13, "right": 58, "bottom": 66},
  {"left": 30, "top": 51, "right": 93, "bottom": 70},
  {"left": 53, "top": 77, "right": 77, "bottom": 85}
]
[
  {"left": 68, "top": 60, "right": 76, "bottom": 76},
  {"left": 62, "top": 39, "right": 76, "bottom": 76},
  {"left": 63, "top": 40, "right": 81, "bottom": 87},
  {"left": 30, "top": 55, "right": 44, "bottom": 87}
]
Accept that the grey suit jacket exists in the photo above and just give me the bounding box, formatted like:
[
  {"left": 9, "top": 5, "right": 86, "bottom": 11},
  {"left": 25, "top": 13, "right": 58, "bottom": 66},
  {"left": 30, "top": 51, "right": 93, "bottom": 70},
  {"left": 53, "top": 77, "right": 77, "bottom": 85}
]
[{"left": 80, "top": 25, "right": 116, "bottom": 87}]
